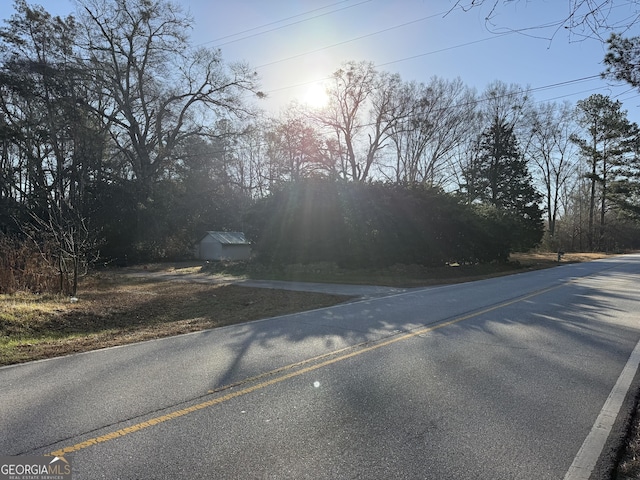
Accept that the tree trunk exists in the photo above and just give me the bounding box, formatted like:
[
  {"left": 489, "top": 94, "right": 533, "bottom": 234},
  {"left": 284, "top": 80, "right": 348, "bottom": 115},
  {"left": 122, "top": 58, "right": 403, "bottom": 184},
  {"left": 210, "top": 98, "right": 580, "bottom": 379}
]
[
  {"left": 588, "top": 157, "right": 596, "bottom": 251},
  {"left": 599, "top": 154, "right": 607, "bottom": 251}
]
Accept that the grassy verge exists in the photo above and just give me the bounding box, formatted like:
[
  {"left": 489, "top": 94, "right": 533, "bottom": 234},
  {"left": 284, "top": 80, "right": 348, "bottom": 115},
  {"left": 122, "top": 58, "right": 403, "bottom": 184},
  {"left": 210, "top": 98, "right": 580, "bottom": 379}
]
[
  {"left": 0, "top": 275, "right": 349, "bottom": 366},
  {"left": 1, "top": 251, "right": 609, "bottom": 367},
  {"left": 200, "top": 252, "right": 610, "bottom": 287}
]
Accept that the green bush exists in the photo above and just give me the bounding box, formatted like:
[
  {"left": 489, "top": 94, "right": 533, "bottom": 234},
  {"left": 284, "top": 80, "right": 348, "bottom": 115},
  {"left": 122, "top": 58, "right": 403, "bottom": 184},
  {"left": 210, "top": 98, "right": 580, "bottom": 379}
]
[{"left": 248, "top": 181, "right": 527, "bottom": 267}]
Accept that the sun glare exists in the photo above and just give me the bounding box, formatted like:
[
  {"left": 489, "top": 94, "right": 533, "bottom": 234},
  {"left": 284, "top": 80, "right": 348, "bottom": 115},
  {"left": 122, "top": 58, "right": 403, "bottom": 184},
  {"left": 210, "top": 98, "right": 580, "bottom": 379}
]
[{"left": 302, "top": 83, "right": 328, "bottom": 109}]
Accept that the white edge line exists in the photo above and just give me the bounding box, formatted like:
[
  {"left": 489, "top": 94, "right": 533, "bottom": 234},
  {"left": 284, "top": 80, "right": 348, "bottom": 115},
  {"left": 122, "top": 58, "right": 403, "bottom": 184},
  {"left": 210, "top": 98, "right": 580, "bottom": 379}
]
[{"left": 564, "top": 338, "right": 640, "bottom": 480}]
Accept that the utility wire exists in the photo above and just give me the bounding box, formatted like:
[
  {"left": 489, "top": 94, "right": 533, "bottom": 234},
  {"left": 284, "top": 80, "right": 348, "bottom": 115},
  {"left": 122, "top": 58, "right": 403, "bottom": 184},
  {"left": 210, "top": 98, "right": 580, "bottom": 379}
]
[
  {"left": 352, "top": 75, "right": 605, "bottom": 129},
  {"left": 187, "top": 1, "right": 631, "bottom": 117},
  {"left": 257, "top": 10, "right": 582, "bottom": 96},
  {"left": 376, "top": 33, "right": 512, "bottom": 69},
  {"left": 215, "top": 4, "right": 573, "bottom": 74},
  {"left": 200, "top": 0, "right": 356, "bottom": 45},
  {"left": 538, "top": 86, "right": 617, "bottom": 104},
  {"left": 255, "top": 9, "right": 454, "bottom": 70},
  {"left": 263, "top": 32, "right": 512, "bottom": 96},
  {"left": 190, "top": 1, "right": 596, "bottom": 107},
  {"left": 220, "top": 78, "right": 626, "bottom": 170},
  {"left": 201, "top": 0, "right": 374, "bottom": 48},
  {"left": 263, "top": 27, "right": 601, "bottom": 98}
]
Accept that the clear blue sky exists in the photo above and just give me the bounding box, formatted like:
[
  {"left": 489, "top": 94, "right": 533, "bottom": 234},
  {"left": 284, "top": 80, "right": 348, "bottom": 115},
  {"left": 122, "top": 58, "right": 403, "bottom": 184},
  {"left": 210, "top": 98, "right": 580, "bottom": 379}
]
[{"left": 1, "top": 0, "right": 639, "bottom": 119}]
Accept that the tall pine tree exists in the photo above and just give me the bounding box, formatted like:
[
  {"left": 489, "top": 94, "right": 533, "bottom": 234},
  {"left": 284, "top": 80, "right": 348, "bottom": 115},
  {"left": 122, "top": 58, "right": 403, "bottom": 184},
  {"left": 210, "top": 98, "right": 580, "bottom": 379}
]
[
  {"left": 572, "top": 94, "right": 638, "bottom": 251},
  {"left": 463, "top": 117, "right": 544, "bottom": 252}
]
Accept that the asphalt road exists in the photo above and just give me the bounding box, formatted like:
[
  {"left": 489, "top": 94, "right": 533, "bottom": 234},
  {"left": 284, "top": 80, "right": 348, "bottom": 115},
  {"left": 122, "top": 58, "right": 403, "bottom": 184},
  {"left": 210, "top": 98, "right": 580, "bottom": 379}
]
[{"left": 2, "top": 255, "right": 640, "bottom": 479}]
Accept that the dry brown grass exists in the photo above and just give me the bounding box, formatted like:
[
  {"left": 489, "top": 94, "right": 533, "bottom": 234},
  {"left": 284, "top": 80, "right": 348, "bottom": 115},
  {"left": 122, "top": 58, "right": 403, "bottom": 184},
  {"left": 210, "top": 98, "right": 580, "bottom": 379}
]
[
  {"left": 0, "top": 235, "right": 62, "bottom": 294},
  {"left": 618, "top": 409, "right": 640, "bottom": 479},
  {"left": 511, "top": 251, "right": 610, "bottom": 264},
  {"left": 0, "top": 275, "right": 349, "bottom": 366}
]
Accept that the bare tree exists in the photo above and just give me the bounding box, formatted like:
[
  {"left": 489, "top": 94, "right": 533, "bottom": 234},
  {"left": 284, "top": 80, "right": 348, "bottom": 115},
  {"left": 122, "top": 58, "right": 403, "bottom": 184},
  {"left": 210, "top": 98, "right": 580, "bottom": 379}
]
[
  {"left": 479, "top": 80, "right": 531, "bottom": 133},
  {"left": 265, "top": 106, "right": 333, "bottom": 183},
  {"left": 221, "top": 121, "right": 272, "bottom": 199},
  {"left": 523, "top": 101, "right": 579, "bottom": 241},
  {"left": 389, "top": 77, "right": 477, "bottom": 186},
  {"left": 450, "top": 0, "right": 640, "bottom": 41},
  {"left": 0, "top": 0, "right": 105, "bottom": 292},
  {"left": 75, "top": 0, "right": 261, "bottom": 198},
  {"left": 318, "top": 61, "right": 408, "bottom": 182},
  {"left": 558, "top": 170, "right": 591, "bottom": 251}
]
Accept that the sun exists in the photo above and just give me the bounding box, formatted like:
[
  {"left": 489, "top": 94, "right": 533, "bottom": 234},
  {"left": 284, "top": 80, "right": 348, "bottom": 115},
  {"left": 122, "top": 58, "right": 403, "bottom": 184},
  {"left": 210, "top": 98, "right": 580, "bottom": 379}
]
[{"left": 302, "top": 83, "right": 328, "bottom": 109}]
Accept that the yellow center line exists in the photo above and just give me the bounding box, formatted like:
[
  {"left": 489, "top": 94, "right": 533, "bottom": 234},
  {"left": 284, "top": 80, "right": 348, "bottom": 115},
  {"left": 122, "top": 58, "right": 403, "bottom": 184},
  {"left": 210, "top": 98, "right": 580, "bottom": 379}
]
[{"left": 50, "top": 284, "right": 559, "bottom": 457}]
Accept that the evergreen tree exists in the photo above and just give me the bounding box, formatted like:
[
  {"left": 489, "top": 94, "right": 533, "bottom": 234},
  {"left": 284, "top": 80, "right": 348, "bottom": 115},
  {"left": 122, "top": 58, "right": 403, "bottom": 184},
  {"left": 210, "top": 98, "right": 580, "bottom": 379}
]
[
  {"left": 463, "top": 117, "right": 544, "bottom": 251},
  {"left": 572, "top": 94, "right": 638, "bottom": 250}
]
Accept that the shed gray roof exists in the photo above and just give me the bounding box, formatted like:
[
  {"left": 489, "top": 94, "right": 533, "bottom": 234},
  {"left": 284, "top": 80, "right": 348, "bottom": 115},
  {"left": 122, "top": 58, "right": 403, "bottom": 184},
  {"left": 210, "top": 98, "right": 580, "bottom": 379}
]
[{"left": 203, "top": 231, "right": 250, "bottom": 245}]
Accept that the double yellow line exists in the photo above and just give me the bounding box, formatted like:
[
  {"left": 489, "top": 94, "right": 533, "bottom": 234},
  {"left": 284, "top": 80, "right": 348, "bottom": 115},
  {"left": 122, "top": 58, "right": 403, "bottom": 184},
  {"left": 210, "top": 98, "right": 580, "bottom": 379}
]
[{"left": 51, "top": 284, "right": 558, "bottom": 457}]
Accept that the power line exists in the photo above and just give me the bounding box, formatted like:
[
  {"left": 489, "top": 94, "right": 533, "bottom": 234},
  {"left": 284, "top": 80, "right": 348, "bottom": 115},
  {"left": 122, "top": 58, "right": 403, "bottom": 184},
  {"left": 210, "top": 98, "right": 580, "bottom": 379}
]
[
  {"left": 200, "top": 0, "right": 374, "bottom": 48},
  {"left": 263, "top": 27, "right": 601, "bottom": 99},
  {"left": 220, "top": 78, "right": 629, "bottom": 172},
  {"left": 263, "top": 32, "right": 512, "bottom": 96},
  {"left": 249, "top": 8, "right": 570, "bottom": 72},
  {"left": 251, "top": 74, "right": 610, "bottom": 139},
  {"left": 209, "top": 3, "right": 567, "bottom": 73},
  {"left": 376, "top": 33, "right": 512, "bottom": 69},
  {"left": 255, "top": 9, "right": 454, "bottom": 70},
  {"left": 537, "top": 86, "right": 616, "bottom": 104},
  {"left": 201, "top": 0, "right": 355, "bottom": 45},
  {"left": 526, "top": 75, "right": 602, "bottom": 94},
  {"left": 186, "top": 1, "right": 634, "bottom": 117},
  {"left": 257, "top": 9, "right": 591, "bottom": 97},
  {"left": 356, "top": 75, "right": 605, "bottom": 127}
]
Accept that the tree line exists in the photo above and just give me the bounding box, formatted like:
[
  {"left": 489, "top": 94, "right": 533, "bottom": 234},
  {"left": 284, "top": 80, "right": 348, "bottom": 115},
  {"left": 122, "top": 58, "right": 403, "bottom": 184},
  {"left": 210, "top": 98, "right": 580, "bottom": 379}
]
[{"left": 1, "top": 0, "right": 640, "bottom": 293}]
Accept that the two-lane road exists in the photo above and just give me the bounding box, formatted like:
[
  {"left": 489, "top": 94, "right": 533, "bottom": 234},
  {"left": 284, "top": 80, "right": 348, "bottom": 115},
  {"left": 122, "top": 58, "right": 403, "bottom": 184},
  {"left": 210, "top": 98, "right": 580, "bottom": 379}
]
[{"left": 2, "top": 255, "right": 640, "bottom": 479}]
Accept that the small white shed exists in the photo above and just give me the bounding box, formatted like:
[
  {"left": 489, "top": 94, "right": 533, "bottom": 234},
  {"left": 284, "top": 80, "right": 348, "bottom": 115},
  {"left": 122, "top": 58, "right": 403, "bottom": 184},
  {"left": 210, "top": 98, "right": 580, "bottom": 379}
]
[{"left": 196, "top": 231, "right": 251, "bottom": 261}]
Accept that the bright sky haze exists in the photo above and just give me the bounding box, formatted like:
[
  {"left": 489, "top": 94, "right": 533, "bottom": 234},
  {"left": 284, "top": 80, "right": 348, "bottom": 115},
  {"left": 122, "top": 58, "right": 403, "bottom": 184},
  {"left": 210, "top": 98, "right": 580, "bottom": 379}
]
[{"left": 1, "top": 0, "right": 638, "bottom": 119}]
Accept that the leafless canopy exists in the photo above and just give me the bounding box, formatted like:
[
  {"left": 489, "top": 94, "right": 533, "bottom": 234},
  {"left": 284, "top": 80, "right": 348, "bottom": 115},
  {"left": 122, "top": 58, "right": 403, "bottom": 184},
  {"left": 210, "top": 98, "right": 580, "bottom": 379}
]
[{"left": 449, "top": 0, "right": 640, "bottom": 41}]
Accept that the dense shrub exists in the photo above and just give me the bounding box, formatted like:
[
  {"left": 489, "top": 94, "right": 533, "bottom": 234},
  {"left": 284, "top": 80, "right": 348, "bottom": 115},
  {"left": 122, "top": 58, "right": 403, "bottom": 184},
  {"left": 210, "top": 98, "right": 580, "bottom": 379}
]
[
  {"left": 0, "top": 234, "right": 63, "bottom": 294},
  {"left": 247, "top": 180, "right": 536, "bottom": 267},
  {"left": 246, "top": 180, "right": 348, "bottom": 265}
]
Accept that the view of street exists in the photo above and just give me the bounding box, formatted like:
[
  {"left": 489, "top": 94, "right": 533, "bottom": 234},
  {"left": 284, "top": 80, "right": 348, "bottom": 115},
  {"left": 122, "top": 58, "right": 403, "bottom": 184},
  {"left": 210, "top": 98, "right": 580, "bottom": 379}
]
[{"left": 2, "top": 255, "right": 640, "bottom": 479}]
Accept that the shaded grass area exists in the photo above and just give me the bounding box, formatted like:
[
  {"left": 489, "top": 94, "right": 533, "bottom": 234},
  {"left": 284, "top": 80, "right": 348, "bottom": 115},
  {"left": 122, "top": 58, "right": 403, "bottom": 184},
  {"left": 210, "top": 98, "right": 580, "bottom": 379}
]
[
  {"left": 1, "top": 252, "right": 612, "bottom": 367},
  {"left": 0, "top": 276, "right": 349, "bottom": 366},
  {"left": 200, "top": 252, "right": 610, "bottom": 287}
]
